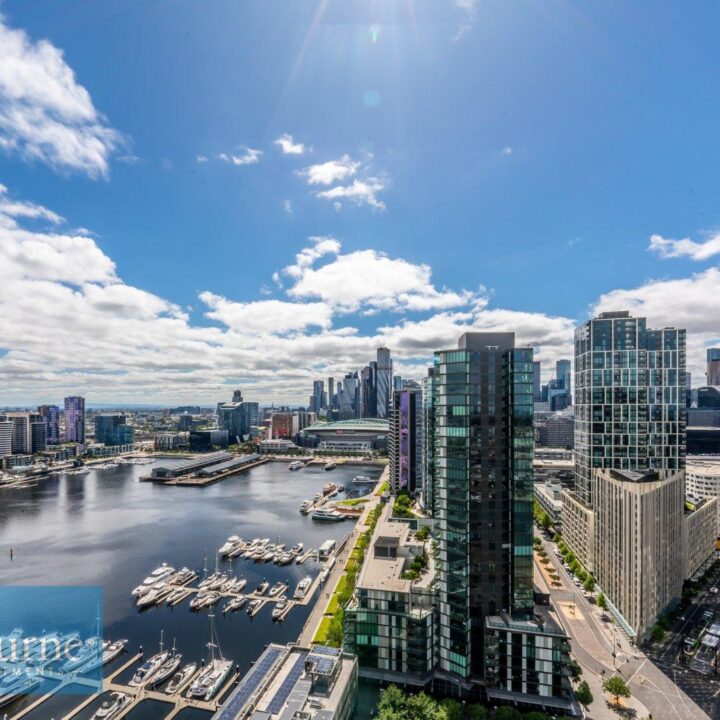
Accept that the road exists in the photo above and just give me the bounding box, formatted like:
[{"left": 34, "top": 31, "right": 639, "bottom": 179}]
[{"left": 537, "top": 531, "right": 712, "bottom": 720}]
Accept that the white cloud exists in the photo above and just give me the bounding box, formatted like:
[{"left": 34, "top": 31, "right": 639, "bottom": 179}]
[
  {"left": 196, "top": 155, "right": 209, "bottom": 164},
  {"left": 217, "top": 146, "right": 262, "bottom": 166},
  {"left": 283, "top": 199, "right": 293, "bottom": 215},
  {"left": 0, "top": 16, "right": 124, "bottom": 178},
  {"left": 315, "top": 178, "right": 386, "bottom": 210},
  {"left": 283, "top": 241, "right": 478, "bottom": 313},
  {"left": 298, "top": 155, "right": 360, "bottom": 186},
  {"left": 200, "top": 292, "right": 333, "bottom": 334},
  {"left": 0, "top": 184, "right": 64, "bottom": 225},
  {"left": 274, "top": 133, "right": 306, "bottom": 155},
  {"left": 502, "top": 146, "right": 513, "bottom": 156},
  {"left": 648, "top": 232, "right": 720, "bottom": 261}
]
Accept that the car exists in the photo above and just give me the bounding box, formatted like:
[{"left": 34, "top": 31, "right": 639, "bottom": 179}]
[
  {"left": 710, "top": 587, "right": 718, "bottom": 594},
  {"left": 600, "top": 614, "right": 610, "bottom": 622}
]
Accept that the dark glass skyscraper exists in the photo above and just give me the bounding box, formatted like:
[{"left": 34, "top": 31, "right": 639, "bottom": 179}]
[
  {"left": 64, "top": 396, "right": 85, "bottom": 444},
  {"left": 375, "top": 347, "right": 393, "bottom": 419},
  {"left": 434, "top": 332, "right": 534, "bottom": 680},
  {"left": 38, "top": 405, "right": 61, "bottom": 445},
  {"left": 389, "top": 386, "right": 423, "bottom": 494}
]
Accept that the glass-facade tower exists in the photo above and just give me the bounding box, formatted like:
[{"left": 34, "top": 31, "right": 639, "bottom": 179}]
[
  {"left": 574, "top": 311, "right": 686, "bottom": 506},
  {"left": 434, "top": 333, "right": 534, "bottom": 680}
]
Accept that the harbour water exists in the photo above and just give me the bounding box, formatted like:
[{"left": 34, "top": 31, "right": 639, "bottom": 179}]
[{"left": 0, "top": 459, "right": 382, "bottom": 719}]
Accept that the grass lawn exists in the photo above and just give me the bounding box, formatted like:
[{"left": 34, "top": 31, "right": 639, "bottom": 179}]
[
  {"left": 313, "top": 616, "right": 332, "bottom": 644},
  {"left": 375, "top": 481, "right": 389, "bottom": 496},
  {"left": 334, "top": 574, "right": 349, "bottom": 597},
  {"left": 324, "top": 594, "right": 340, "bottom": 616},
  {"left": 336, "top": 497, "right": 369, "bottom": 507}
]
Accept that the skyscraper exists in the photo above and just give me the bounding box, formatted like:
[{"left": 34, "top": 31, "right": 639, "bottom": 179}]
[
  {"left": 388, "top": 386, "right": 423, "bottom": 495},
  {"left": 555, "top": 358, "right": 571, "bottom": 403},
  {"left": 573, "top": 310, "right": 685, "bottom": 506},
  {"left": 64, "top": 396, "right": 86, "bottom": 444},
  {"left": 708, "top": 348, "right": 720, "bottom": 386},
  {"left": 433, "top": 332, "right": 534, "bottom": 679},
  {"left": 217, "top": 391, "right": 259, "bottom": 441},
  {"left": 0, "top": 421, "right": 11, "bottom": 458},
  {"left": 94, "top": 413, "right": 134, "bottom": 446},
  {"left": 360, "top": 365, "right": 376, "bottom": 418},
  {"left": 532, "top": 360, "right": 542, "bottom": 401},
  {"left": 375, "top": 347, "right": 393, "bottom": 419},
  {"left": 327, "top": 377, "right": 335, "bottom": 410},
  {"left": 310, "top": 380, "right": 325, "bottom": 414},
  {"left": 38, "top": 404, "right": 61, "bottom": 445},
  {"left": 2, "top": 412, "right": 47, "bottom": 454},
  {"left": 420, "top": 368, "right": 436, "bottom": 514}
]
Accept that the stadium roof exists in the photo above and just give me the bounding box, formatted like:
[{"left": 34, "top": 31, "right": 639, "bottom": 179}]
[{"left": 304, "top": 418, "right": 389, "bottom": 433}]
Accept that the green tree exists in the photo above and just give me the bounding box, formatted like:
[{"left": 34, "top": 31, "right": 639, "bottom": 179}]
[
  {"left": 552, "top": 533, "right": 562, "bottom": 543},
  {"left": 378, "top": 685, "right": 407, "bottom": 717},
  {"left": 406, "top": 692, "right": 447, "bottom": 720},
  {"left": 568, "top": 659, "right": 582, "bottom": 679},
  {"left": 583, "top": 576, "right": 596, "bottom": 593},
  {"left": 439, "top": 698, "right": 462, "bottom": 720},
  {"left": 466, "top": 705, "right": 487, "bottom": 720},
  {"left": 603, "top": 675, "right": 631, "bottom": 706},
  {"left": 492, "top": 708, "right": 521, "bottom": 720},
  {"left": 576, "top": 680, "right": 593, "bottom": 708},
  {"left": 540, "top": 512, "right": 552, "bottom": 532},
  {"left": 524, "top": 713, "right": 550, "bottom": 720},
  {"left": 651, "top": 625, "right": 665, "bottom": 642},
  {"left": 597, "top": 592, "right": 608, "bottom": 610}
]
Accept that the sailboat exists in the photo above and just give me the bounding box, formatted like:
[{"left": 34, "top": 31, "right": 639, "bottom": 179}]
[{"left": 186, "top": 612, "right": 232, "bottom": 701}]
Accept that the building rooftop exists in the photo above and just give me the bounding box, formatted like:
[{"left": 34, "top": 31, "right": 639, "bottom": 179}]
[{"left": 687, "top": 459, "right": 720, "bottom": 475}]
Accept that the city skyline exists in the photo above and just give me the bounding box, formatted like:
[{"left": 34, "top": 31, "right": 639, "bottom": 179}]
[{"left": 1, "top": 4, "right": 720, "bottom": 405}]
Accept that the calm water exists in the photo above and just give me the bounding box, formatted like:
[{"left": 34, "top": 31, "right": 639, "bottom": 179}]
[{"left": 0, "top": 459, "right": 382, "bottom": 719}]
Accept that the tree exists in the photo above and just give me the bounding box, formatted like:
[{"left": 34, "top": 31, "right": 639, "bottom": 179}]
[
  {"left": 540, "top": 511, "right": 552, "bottom": 532},
  {"left": 583, "top": 576, "right": 595, "bottom": 593},
  {"left": 651, "top": 625, "right": 665, "bottom": 642},
  {"left": 568, "top": 659, "right": 583, "bottom": 679},
  {"left": 576, "top": 680, "right": 593, "bottom": 708},
  {"left": 378, "top": 685, "right": 407, "bottom": 717},
  {"left": 524, "top": 713, "right": 550, "bottom": 720},
  {"left": 553, "top": 533, "right": 562, "bottom": 543},
  {"left": 603, "top": 675, "right": 631, "bottom": 706},
  {"left": 597, "top": 592, "right": 608, "bottom": 610},
  {"left": 492, "top": 708, "right": 522, "bottom": 720},
  {"left": 439, "top": 698, "right": 462, "bottom": 720},
  {"left": 406, "top": 692, "right": 447, "bottom": 720},
  {"left": 466, "top": 705, "right": 487, "bottom": 720}
]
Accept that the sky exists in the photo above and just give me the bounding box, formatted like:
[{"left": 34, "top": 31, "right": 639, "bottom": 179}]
[{"left": 1, "top": 0, "right": 720, "bottom": 406}]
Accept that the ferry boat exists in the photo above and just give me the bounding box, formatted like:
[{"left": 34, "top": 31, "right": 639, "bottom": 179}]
[
  {"left": 269, "top": 581, "right": 287, "bottom": 597},
  {"left": 294, "top": 577, "right": 312, "bottom": 599},
  {"left": 299, "top": 500, "right": 313, "bottom": 514},
  {"left": 272, "top": 598, "right": 289, "bottom": 621},
  {"left": 165, "top": 662, "right": 197, "bottom": 694},
  {"left": 219, "top": 536, "right": 242, "bottom": 556},
  {"left": 223, "top": 596, "right": 247, "bottom": 613},
  {"left": 324, "top": 462, "right": 336, "bottom": 471},
  {"left": 288, "top": 461, "right": 304, "bottom": 471},
  {"left": 186, "top": 613, "right": 232, "bottom": 701},
  {"left": 90, "top": 691, "right": 130, "bottom": 719},
  {"left": 311, "top": 507, "right": 345, "bottom": 522}
]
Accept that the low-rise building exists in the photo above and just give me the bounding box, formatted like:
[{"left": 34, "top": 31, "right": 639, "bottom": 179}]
[
  {"left": 344, "top": 501, "right": 437, "bottom": 684},
  {"left": 212, "top": 644, "right": 357, "bottom": 720},
  {"left": 154, "top": 432, "right": 188, "bottom": 451},
  {"left": 258, "top": 439, "right": 297, "bottom": 453},
  {"left": 534, "top": 480, "right": 564, "bottom": 531}
]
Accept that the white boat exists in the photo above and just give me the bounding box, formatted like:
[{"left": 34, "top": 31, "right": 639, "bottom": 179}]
[
  {"left": 165, "top": 662, "right": 197, "bottom": 694},
  {"left": 324, "top": 462, "right": 336, "bottom": 471},
  {"left": 255, "top": 580, "right": 269, "bottom": 595},
  {"left": 294, "top": 577, "right": 312, "bottom": 599},
  {"left": 269, "top": 581, "right": 287, "bottom": 597},
  {"left": 198, "top": 571, "right": 222, "bottom": 590},
  {"left": 186, "top": 613, "right": 232, "bottom": 701},
  {"left": 149, "top": 643, "right": 182, "bottom": 686},
  {"left": 60, "top": 637, "right": 104, "bottom": 672},
  {"left": 291, "top": 543, "right": 304, "bottom": 555},
  {"left": 0, "top": 676, "right": 42, "bottom": 709},
  {"left": 261, "top": 546, "right": 276, "bottom": 562},
  {"left": 272, "top": 598, "right": 288, "bottom": 621},
  {"left": 289, "top": 461, "right": 304, "bottom": 471},
  {"left": 277, "top": 552, "right": 294, "bottom": 565},
  {"left": 137, "top": 585, "right": 171, "bottom": 608},
  {"left": 234, "top": 577, "right": 247, "bottom": 592},
  {"left": 272, "top": 545, "right": 286, "bottom": 562},
  {"left": 133, "top": 563, "right": 175, "bottom": 593},
  {"left": 352, "top": 475, "right": 372, "bottom": 484},
  {"left": 208, "top": 574, "right": 228, "bottom": 591},
  {"left": 219, "top": 536, "right": 242, "bottom": 556},
  {"left": 190, "top": 592, "right": 211, "bottom": 611},
  {"left": 202, "top": 592, "right": 220, "bottom": 608},
  {"left": 311, "top": 508, "right": 345, "bottom": 522},
  {"left": 246, "top": 598, "right": 262, "bottom": 616},
  {"left": 299, "top": 500, "right": 313, "bottom": 514},
  {"left": 80, "top": 639, "right": 127, "bottom": 673},
  {"left": 130, "top": 651, "right": 168, "bottom": 686},
  {"left": 223, "top": 596, "right": 247, "bottom": 613},
  {"left": 166, "top": 588, "right": 190, "bottom": 606},
  {"left": 90, "top": 691, "right": 130, "bottom": 719}
]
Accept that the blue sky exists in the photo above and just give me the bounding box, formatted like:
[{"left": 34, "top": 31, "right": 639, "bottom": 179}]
[{"left": 1, "top": 0, "right": 719, "bottom": 404}]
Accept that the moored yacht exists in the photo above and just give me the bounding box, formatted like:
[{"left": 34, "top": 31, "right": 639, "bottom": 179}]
[
  {"left": 324, "top": 462, "right": 336, "bottom": 471},
  {"left": 311, "top": 507, "right": 345, "bottom": 522},
  {"left": 268, "top": 581, "right": 287, "bottom": 597},
  {"left": 165, "top": 662, "right": 197, "bottom": 694},
  {"left": 294, "top": 577, "right": 312, "bottom": 599},
  {"left": 219, "top": 536, "right": 242, "bottom": 556},
  {"left": 80, "top": 639, "right": 127, "bottom": 673},
  {"left": 288, "top": 460, "right": 304, "bottom": 471},
  {"left": 130, "top": 648, "right": 169, "bottom": 686},
  {"left": 223, "top": 596, "right": 247, "bottom": 613},
  {"left": 272, "top": 598, "right": 288, "bottom": 621},
  {"left": 186, "top": 612, "right": 232, "bottom": 701},
  {"left": 299, "top": 500, "right": 313, "bottom": 514},
  {"left": 149, "top": 642, "right": 182, "bottom": 687},
  {"left": 255, "top": 579, "right": 269, "bottom": 595},
  {"left": 90, "top": 691, "right": 130, "bottom": 719}
]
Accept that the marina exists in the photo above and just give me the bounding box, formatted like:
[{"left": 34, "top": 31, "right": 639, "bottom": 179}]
[{"left": 0, "top": 458, "right": 382, "bottom": 719}]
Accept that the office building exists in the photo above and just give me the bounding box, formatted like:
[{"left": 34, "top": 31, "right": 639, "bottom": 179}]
[
  {"left": 698, "top": 386, "right": 720, "bottom": 409},
  {"left": 2, "top": 412, "right": 47, "bottom": 454},
  {"left": 271, "top": 411, "right": 294, "bottom": 439},
  {"left": 217, "top": 392, "right": 259, "bottom": 442},
  {"left": 535, "top": 410, "right": 574, "bottom": 448},
  {"left": 420, "top": 369, "right": 436, "bottom": 514},
  {"left": 708, "top": 348, "right": 720, "bottom": 386},
  {"left": 556, "top": 359, "right": 571, "bottom": 403},
  {"left": 684, "top": 495, "right": 718, "bottom": 580},
  {"left": 310, "top": 380, "right": 326, "bottom": 414},
  {"left": 344, "top": 502, "right": 437, "bottom": 683},
  {"left": 532, "top": 361, "right": 542, "bottom": 401},
  {"left": 64, "top": 396, "right": 86, "bottom": 444},
  {"left": 375, "top": 347, "right": 393, "bottom": 419},
  {"left": 328, "top": 377, "right": 335, "bottom": 410},
  {"left": 360, "top": 365, "right": 376, "bottom": 418},
  {"left": 0, "top": 421, "right": 13, "bottom": 458},
  {"left": 154, "top": 432, "right": 188, "bottom": 451},
  {"left": 189, "top": 429, "right": 229, "bottom": 451},
  {"left": 94, "top": 413, "right": 134, "bottom": 446},
  {"left": 38, "top": 405, "right": 61, "bottom": 445},
  {"left": 388, "top": 386, "right": 423, "bottom": 495}
]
